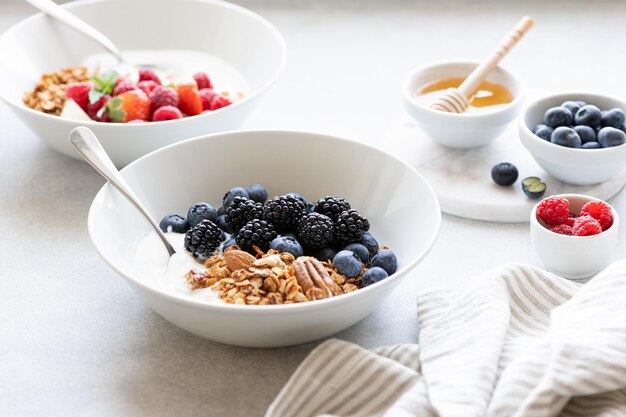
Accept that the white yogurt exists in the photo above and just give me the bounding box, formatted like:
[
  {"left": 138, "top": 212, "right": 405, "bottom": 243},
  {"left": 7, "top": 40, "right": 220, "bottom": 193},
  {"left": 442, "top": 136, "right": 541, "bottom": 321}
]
[
  {"left": 133, "top": 231, "right": 221, "bottom": 303},
  {"left": 81, "top": 49, "right": 250, "bottom": 96}
]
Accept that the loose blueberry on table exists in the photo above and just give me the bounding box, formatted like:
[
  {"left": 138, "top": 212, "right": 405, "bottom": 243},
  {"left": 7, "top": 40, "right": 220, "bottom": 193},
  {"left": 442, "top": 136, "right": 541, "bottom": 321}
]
[
  {"left": 490, "top": 162, "right": 546, "bottom": 200},
  {"left": 533, "top": 100, "right": 626, "bottom": 149},
  {"left": 158, "top": 185, "right": 397, "bottom": 305},
  {"left": 536, "top": 196, "right": 613, "bottom": 236}
]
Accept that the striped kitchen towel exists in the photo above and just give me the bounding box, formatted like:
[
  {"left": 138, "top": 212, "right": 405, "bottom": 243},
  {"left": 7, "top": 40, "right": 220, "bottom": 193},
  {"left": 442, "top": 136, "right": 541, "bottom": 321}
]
[{"left": 265, "top": 261, "right": 626, "bottom": 417}]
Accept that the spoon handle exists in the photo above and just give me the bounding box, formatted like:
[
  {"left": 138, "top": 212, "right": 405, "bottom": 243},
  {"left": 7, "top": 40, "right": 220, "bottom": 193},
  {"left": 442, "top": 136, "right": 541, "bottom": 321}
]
[
  {"left": 70, "top": 127, "right": 176, "bottom": 257},
  {"left": 25, "top": 0, "right": 123, "bottom": 62}
]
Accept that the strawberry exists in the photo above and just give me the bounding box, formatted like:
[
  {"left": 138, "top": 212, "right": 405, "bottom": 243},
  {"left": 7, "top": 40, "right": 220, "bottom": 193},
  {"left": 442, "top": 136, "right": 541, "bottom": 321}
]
[
  {"left": 198, "top": 88, "right": 217, "bottom": 111},
  {"left": 66, "top": 82, "right": 93, "bottom": 111},
  {"left": 176, "top": 83, "right": 202, "bottom": 116},
  {"left": 107, "top": 90, "right": 151, "bottom": 123}
]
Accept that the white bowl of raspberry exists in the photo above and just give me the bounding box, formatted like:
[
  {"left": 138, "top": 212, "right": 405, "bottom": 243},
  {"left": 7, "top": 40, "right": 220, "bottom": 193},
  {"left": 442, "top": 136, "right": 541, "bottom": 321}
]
[
  {"left": 0, "top": 0, "right": 286, "bottom": 167},
  {"left": 530, "top": 194, "right": 619, "bottom": 280},
  {"left": 87, "top": 130, "right": 441, "bottom": 347}
]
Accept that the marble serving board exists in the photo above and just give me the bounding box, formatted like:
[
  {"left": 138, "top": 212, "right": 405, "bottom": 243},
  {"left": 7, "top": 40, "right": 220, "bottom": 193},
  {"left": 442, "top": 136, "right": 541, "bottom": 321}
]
[{"left": 383, "top": 114, "right": 626, "bottom": 223}]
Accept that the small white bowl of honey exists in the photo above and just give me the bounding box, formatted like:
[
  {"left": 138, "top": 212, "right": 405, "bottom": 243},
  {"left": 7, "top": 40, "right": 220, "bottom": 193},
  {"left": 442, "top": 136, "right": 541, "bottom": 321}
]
[{"left": 402, "top": 60, "right": 525, "bottom": 148}]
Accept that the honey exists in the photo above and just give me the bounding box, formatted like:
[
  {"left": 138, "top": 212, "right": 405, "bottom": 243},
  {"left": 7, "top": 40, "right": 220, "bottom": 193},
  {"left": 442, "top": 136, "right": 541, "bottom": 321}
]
[{"left": 418, "top": 77, "right": 513, "bottom": 109}]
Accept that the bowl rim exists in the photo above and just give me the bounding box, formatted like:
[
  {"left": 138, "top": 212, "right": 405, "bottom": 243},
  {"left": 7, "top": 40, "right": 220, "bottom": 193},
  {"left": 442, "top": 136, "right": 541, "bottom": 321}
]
[
  {"left": 401, "top": 59, "right": 526, "bottom": 120},
  {"left": 530, "top": 193, "right": 620, "bottom": 239},
  {"left": 519, "top": 92, "right": 626, "bottom": 155},
  {"left": 87, "top": 129, "right": 442, "bottom": 313},
  {"left": 0, "top": 0, "right": 287, "bottom": 127}
]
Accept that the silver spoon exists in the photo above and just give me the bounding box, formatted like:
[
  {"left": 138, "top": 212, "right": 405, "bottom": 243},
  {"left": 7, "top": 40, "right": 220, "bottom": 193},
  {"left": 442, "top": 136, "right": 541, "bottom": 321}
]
[
  {"left": 26, "top": 0, "right": 124, "bottom": 63},
  {"left": 70, "top": 127, "right": 176, "bottom": 257}
]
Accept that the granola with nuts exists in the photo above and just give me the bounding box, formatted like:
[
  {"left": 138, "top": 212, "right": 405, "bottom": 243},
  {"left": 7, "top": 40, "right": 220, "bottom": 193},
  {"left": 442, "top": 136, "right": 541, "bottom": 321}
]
[
  {"left": 23, "top": 66, "right": 89, "bottom": 115},
  {"left": 184, "top": 246, "right": 361, "bottom": 305}
]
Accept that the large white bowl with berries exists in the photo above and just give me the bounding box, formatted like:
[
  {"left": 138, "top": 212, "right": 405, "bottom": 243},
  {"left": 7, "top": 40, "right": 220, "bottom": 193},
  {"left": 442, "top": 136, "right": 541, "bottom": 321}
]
[
  {"left": 519, "top": 93, "right": 626, "bottom": 185},
  {"left": 87, "top": 130, "right": 441, "bottom": 347},
  {"left": 0, "top": 0, "right": 286, "bottom": 167}
]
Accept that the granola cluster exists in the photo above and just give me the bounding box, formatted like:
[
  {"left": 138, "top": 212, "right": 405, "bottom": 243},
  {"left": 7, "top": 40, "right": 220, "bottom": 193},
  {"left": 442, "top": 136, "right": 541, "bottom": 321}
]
[
  {"left": 23, "top": 66, "right": 89, "bottom": 115},
  {"left": 185, "top": 247, "right": 360, "bottom": 305}
]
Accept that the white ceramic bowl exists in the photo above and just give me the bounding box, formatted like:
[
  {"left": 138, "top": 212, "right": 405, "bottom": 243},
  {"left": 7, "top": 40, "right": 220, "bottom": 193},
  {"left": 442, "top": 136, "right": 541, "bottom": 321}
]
[
  {"left": 530, "top": 194, "right": 619, "bottom": 280},
  {"left": 519, "top": 93, "right": 626, "bottom": 185},
  {"left": 88, "top": 130, "right": 441, "bottom": 347},
  {"left": 0, "top": 0, "right": 286, "bottom": 167},
  {"left": 402, "top": 60, "right": 525, "bottom": 148}
]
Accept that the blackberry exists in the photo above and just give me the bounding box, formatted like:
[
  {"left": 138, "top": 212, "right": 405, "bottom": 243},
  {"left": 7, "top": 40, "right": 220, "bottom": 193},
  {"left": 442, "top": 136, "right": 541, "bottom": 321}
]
[
  {"left": 226, "top": 196, "right": 263, "bottom": 233},
  {"left": 298, "top": 212, "right": 334, "bottom": 249},
  {"left": 313, "top": 196, "right": 351, "bottom": 221},
  {"left": 263, "top": 195, "right": 307, "bottom": 232},
  {"left": 184, "top": 220, "right": 223, "bottom": 261},
  {"left": 236, "top": 219, "right": 277, "bottom": 252},
  {"left": 334, "top": 209, "right": 370, "bottom": 244}
]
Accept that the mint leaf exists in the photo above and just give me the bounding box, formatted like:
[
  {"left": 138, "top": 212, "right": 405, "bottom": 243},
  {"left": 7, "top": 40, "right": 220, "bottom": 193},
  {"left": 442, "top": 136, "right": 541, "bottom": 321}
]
[
  {"left": 89, "top": 89, "right": 104, "bottom": 105},
  {"left": 90, "top": 70, "right": 119, "bottom": 97}
]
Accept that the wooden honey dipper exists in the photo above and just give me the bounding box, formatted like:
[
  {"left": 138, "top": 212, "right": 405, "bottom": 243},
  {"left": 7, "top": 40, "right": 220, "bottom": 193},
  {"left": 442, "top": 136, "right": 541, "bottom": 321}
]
[{"left": 431, "top": 16, "right": 534, "bottom": 113}]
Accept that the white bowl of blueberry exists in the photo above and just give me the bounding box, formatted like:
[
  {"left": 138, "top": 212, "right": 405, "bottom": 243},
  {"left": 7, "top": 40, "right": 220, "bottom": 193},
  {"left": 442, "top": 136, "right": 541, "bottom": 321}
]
[
  {"left": 88, "top": 130, "right": 441, "bottom": 347},
  {"left": 519, "top": 93, "right": 626, "bottom": 185}
]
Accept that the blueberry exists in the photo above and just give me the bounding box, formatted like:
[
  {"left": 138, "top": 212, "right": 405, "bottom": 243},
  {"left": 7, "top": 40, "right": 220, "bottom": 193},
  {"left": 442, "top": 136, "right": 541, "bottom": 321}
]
[
  {"left": 359, "top": 232, "right": 379, "bottom": 257},
  {"left": 544, "top": 106, "right": 573, "bottom": 128},
  {"left": 598, "top": 127, "right": 626, "bottom": 148},
  {"left": 561, "top": 100, "right": 581, "bottom": 116},
  {"left": 533, "top": 124, "right": 554, "bottom": 141},
  {"left": 217, "top": 205, "right": 226, "bottom": 216},
  {"left": 575, "top": 105, "right": 602, "bottom": 127},
  {"left": 223, "top": 237, "right": 238, "bottom": 251},
  {"left": 582, "top": 141, "right": 601, "bottom": 149},
  {"left": 572, "top": 125, "right": 596, "bottom": 143},
  {"left": 361, "top": 267, "right": 389, "bottom": 287},
  {"left": 285, "top": 191, "right": 306, "bottom": 201},
  {"left": 159, "top": 214, "right": 190, "bottom": 233},
  {"left": 344, "top": 243, "right": 370, "bottom": 262},
  {"left": 575, "top": 100, "right": 587, "bottom": 107},
  {"left": 187, "top": 202, "right": 218, "bottom": 227},
  {"left": 223, "top": 187, "right": 249, "bottom": 208},
  {"left": 521, "top": 177, "right": 546, "bottom": 200},
  {"left": 215, "top": 214, "right": 232, "bottom": 233},
  {"left": 333, "top": 250, "right": 362, "bottom": 278},
  {"left": 601, "top": 108, "right": 626, "bottom": 128},
  {"left": 313, "top": 247, "right": 337, "bottom": 262},
  {"left": 245, "top": 184, "right": 268, "bottom": 204},
  {"left": 491, "top": 162, "right": 519, "bottom": 186},
  {"left": 551, "top": 127, "right": 581, "bottom": 148},
  {"left": 270, "top": 236, "right": 304, "bottom": 258},
  {"left": 368, "top": 249, "right": 397, "bottom": 275}
]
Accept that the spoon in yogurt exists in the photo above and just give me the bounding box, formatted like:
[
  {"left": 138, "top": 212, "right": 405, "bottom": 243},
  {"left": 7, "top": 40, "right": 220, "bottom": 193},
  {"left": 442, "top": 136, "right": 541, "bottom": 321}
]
[{"left": 70, "top": 127, "right": 176, "bottom": 257}]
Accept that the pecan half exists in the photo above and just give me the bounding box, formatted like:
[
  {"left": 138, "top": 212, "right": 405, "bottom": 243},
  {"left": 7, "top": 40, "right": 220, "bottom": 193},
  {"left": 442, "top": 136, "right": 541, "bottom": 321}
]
[{"left": 293, "top": 257, "right": 344, "bottom": 300}]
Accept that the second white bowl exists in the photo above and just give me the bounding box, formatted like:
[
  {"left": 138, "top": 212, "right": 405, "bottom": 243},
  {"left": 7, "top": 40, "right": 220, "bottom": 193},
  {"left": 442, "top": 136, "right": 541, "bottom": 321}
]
[{"left": 402, "top": 60, "right": 525, "bottom": 148}]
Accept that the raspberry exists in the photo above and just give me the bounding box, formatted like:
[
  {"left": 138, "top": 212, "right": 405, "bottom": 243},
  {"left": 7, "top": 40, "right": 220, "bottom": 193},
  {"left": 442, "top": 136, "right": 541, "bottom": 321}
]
[
  {"left": 152, "top": 105, "right": 183, "bottom": 121},
  {"left": 580, "top": 200, "right": 613, "bottom": 231},
  {"left": 199, "top": 88, "right": 217, "bottom": 111},
  {"left": 536, "top": 197, "right": 570, "bottom": 226},
  {"left": 193, "top": 72, "right": 212, "bottom": 90},
  {"left": 572, "top": 216, "right": 602, "bottom": 236},
  {"left": 138, "top": 68, "right": 161, "bottom": 84},
  {"left": 564, "top": 217, "right": 576, "bottom": 227},
  {"left": 137, "top": 80, "right": 160, "bottom": 96},
  {"left": 550, "top": 224, "right": 573, "bottom": 235},
  {"left": 176, "top": 83, "right": 203, "bottom": 116},
  {"left": 209, "top": 95, "right": 232, "bottom": 111},
  {"left": 113, "top": 81, "right": 138, "bottom": 96},
  {"left": 150, "top": 86, "right": 179, "bottom": 113},
  {"left": 65, "top": 81, "right": 92, "bottom": 110},
  {"left": 87, "top": 93, "right": 111, "bottom": 122}
]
